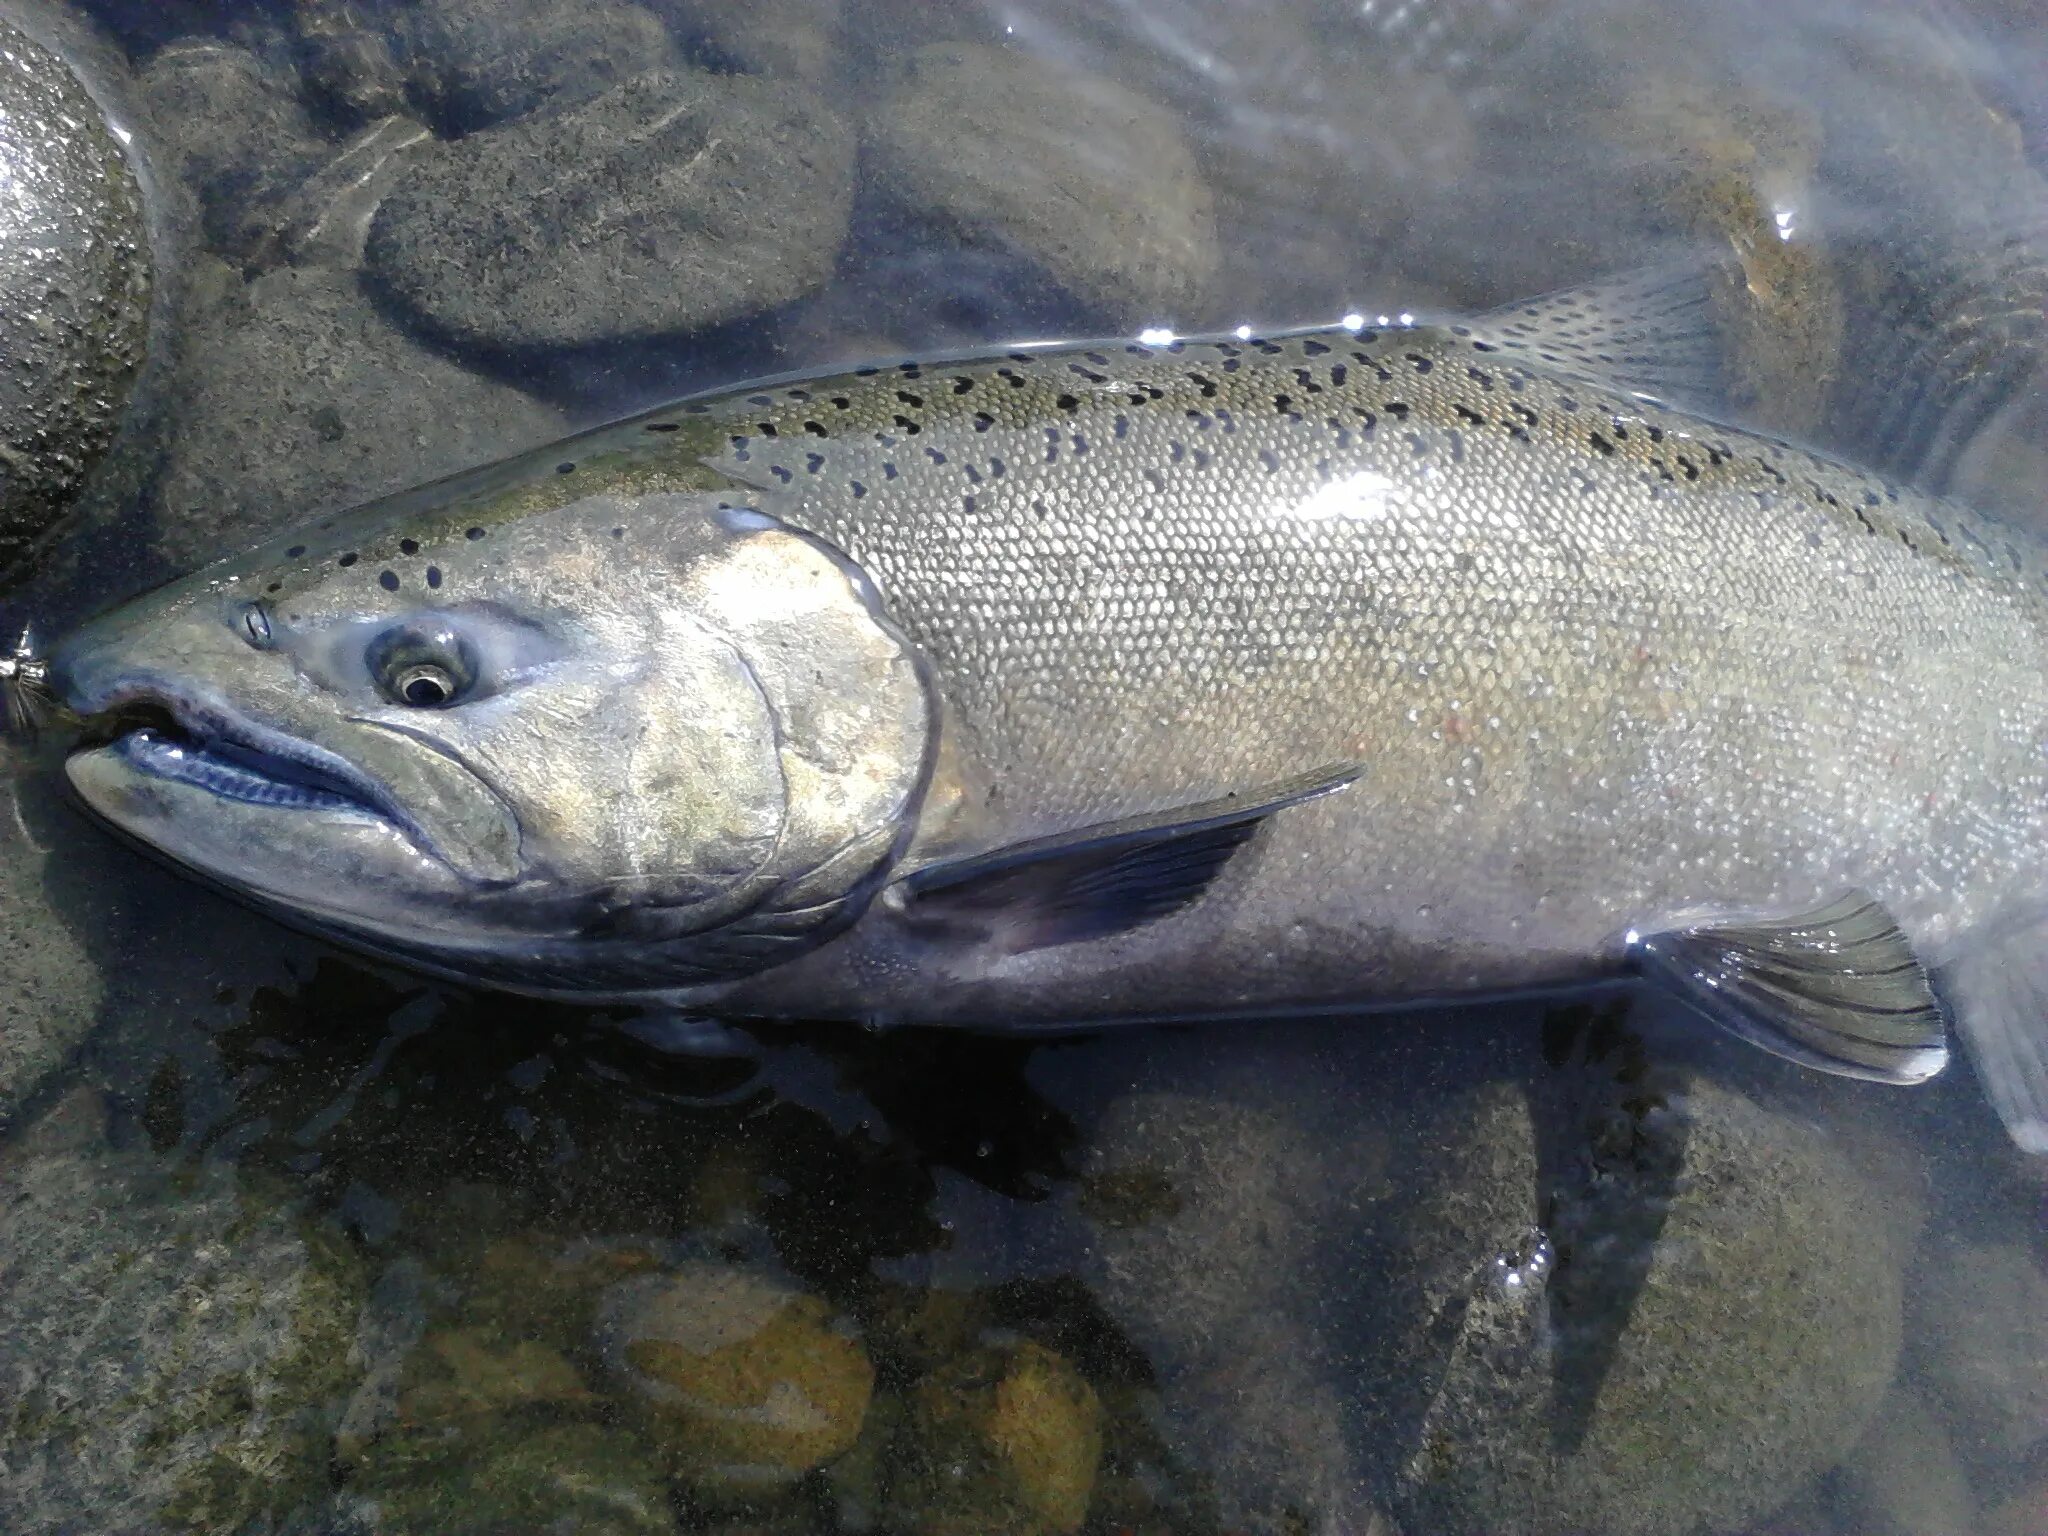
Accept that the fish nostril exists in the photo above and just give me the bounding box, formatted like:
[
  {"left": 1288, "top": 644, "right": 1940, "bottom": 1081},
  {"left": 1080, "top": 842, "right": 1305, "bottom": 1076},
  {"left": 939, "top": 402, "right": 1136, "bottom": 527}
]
[{"left": 238, "top": 602, "right": 274, "bottom": 651}]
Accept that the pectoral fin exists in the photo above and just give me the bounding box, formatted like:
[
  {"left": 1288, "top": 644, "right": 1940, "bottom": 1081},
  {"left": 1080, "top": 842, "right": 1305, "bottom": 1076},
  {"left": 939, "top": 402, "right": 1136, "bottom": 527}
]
[
  {"left": 1632, "top": 891, "right": 1949, "bottom": 1085},
  {"left": 893, "top": 763, "right": 1361, "bottom": 955}
]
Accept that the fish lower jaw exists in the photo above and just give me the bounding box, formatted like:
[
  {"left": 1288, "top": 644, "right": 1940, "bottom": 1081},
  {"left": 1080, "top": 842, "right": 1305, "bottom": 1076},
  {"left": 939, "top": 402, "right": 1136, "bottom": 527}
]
[{"left": 115, "top": 728, "right": 382, "bottom": 816}]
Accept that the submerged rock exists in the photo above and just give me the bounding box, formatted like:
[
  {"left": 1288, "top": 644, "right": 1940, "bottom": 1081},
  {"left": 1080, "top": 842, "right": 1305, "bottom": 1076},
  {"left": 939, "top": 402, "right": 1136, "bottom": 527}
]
[
  {"left": 149, "top": 266, "right": 562, "bottom": 571},
  {"left": 1372, "top": 1047, "right": 1905, "bottom": 1536},
  {"left": 891, "top": 1338, "right": 1104, "bottom": 1536},
  {"left": 0, "top": 1091, "right": 362, "bottom": 1533},
  {"left": 1077, "top": 1083, "right": 1375, "bottom": 1532},
  {"left": 863, "top": 44, "right": 1216, "bottom": 323},
  {"left": 291, "top": 0, "right": 409, "bottom": 131},
  {"left": 0, "top": 12, "right": 152, "bottom": 575},
  {"left": 1838, "top": 1385, "right": 1976, "bottom": 1536},
  {"left": 595, "top": 1261, "right": 874, "bottom": 1500},
  {"left": 391, "top": 0, "right": 678, "bottom": 133},
  {"left": 367, "top": 68, "right": 853, "bottom": 352},
  {"left": 133, "top": 40, "right": 326, "bottom": 263},
  {"left": 393, "top": 1326, "right": 594, "bottom": 1429},
  {"left": 1914, "top": 1238, "right": 2048, "bottom": 1465},
  {"left": 650, "top": 0, "right": 842, "bottom": 81},
  {"left": 0, "top": 776, "right": 105, "bottom": 1132}
]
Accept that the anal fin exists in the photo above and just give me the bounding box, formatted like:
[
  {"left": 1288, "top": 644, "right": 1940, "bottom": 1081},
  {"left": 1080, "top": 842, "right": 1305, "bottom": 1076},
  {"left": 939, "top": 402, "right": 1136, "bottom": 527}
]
[
  {"left": 1632, "top": 891, "right": 1949, "bottom": 1085},
  {"left": 1939, "top": 909, "right": 2048, "bottom": 1155}
]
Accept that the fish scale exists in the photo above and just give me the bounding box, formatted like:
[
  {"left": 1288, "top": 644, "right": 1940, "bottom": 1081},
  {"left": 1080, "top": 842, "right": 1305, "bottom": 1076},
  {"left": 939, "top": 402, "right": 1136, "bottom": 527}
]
[{"left": 643, "top": 327, "right": 2048, "bottom": 975}]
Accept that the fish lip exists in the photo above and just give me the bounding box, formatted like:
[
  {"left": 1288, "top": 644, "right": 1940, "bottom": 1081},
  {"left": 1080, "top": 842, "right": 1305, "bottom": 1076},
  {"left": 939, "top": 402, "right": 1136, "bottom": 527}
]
[{"left": 72, "top": 680, "right": 441, "bottom": 858}]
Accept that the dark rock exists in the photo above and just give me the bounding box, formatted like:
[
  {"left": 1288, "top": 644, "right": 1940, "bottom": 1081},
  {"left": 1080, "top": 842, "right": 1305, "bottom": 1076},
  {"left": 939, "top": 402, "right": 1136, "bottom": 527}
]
[
  {"left": 0, "top": 12, "right": 151, "bottom": 575},
  {"left": 1915, "top": 1238, "right": 2048, "bottom": 1466},
  {"left": 367, "top": 69, "right": 853, "bottom": 351},
  {"left": 650, "top": 0, "right": 841, "bottom": 81},
  {"left": 132, "top": 39, "right": 326, "bottom": 262},
  {"left": 863, "top": 43, "right": 1215, "bottom": 324},
  {"left": 149, "top": 266, "right": 562, "bottom": 571},
  {"left": 291, "top": 0, "right": 409, "bottom": 131},
  {"left": 391, "top": 0, "right": 678, "bottom": 134},
  {"left": 1077, "top": 1085, "right": 1378, "bottom": 1533}
]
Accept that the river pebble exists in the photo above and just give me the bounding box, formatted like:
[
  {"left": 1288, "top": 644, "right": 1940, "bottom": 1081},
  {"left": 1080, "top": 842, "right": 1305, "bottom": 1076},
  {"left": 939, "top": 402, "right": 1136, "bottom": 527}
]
[
  {"left": 367, "top": 68, "right": 854, "bottom": 352},
  {"left": 863, "top": 43, "right": 1215, "bottom": 323},
  {"left": 391, "top": 0, "right": 678, "bottom": 133},
  {"left": 595, "top": 1261, "right": 874, "bottom": 1501}
]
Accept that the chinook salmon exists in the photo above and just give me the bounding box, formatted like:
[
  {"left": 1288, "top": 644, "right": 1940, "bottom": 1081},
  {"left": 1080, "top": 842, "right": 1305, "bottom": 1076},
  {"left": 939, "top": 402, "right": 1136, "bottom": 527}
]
[{"left": 44, "top": 272, "right": 2048, "bottom": 1153}]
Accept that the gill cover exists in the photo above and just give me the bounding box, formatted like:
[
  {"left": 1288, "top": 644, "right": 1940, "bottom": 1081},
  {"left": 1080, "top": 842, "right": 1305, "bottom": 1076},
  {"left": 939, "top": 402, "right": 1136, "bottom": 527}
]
[{"left": 564, "top": 495, "right": 938, "bottom": 988}]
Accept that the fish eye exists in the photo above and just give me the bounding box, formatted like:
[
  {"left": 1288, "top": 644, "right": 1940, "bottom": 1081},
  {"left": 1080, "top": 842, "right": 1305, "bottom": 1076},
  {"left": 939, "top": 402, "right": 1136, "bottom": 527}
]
[
  {"left": 239, "top": 602, "right": 274, "bottom": 649},
  {"left": 367, "top": 622, "right": 478, "bottom": 708}
]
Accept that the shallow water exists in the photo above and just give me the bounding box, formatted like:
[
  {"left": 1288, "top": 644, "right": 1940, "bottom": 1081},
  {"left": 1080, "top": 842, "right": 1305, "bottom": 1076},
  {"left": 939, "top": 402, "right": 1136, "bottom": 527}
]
[{"left": 4, "top": 1, "right": 2048, "bottom": 1533}]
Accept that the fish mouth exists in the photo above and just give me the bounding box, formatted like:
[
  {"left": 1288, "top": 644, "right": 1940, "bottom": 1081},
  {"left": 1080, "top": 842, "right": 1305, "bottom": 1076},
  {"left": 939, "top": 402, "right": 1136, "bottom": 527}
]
[{"left": 76, "top": 687, "right": 420, "bottom": 837}]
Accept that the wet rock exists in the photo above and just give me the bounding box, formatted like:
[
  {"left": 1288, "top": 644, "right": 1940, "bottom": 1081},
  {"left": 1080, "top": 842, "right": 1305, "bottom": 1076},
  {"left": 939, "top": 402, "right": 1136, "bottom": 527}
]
[
  {"left": 0, "top": 13, "right": 151, "bottom": 574},
  {"left": 0, "top": 774, "right": 106, "bottom": 1132},
  {"left": 150, "top": 266, "right": 563, "bottom": 571},
  {"left": 595, "top": 1261, "right": 873, "bottom": 1500},
  {"left": 1077, "top": 1083, "right": 1377, "bottom": 1533},
  {"left": 292, "top": 0, "right": 409, "bottom": 131},
  {"left": 891, "top": 1338, "right": 1104, "bottom": 1536},
  {"left": 1373, "top": 1061, "right": 1904, "bottom": 1536},
  {"left": 863, "top": 44, "right": 1216, "bottom": 322},
  {"left": 1196, "top": 65, "right": 1476, "bottom": 324},
  {"left": 1080, "top": 1091, "right": 1324, "bottom": 1356},
  {"left": 133, "top": 40, "right": 326, "bottom": 263},
  {"left": 1914, "top": 1238, "right": 2048, "bottom": 1464},
  {"left": 1838, "top": 1386, "right": 1975, "bottom": 1536},
  {"left": 0, "top": 1090, "right": 362, "bottom": 1533},
  {"left": 364, "top": 1421, "right": 675, "bottom": 1535},
  {"left": 391, "top": 0, "right": 677, "bottom": 134},
  {"left": 367, "top": 69, "right": 853, "bottom": 351},
  {"left": 651, "top": 0, "right": 842, "bottom": 81}
]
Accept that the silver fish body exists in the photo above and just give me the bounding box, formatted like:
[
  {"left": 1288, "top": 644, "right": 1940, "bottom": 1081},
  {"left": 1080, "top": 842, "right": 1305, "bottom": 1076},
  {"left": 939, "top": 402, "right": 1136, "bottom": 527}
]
[{"left": 46, "top": 294, "right": 2048, "bottom": 1148}]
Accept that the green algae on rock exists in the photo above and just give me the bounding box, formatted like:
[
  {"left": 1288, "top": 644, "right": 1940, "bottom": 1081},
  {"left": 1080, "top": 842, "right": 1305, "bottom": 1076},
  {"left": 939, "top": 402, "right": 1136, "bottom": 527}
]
[
  {"left": 594, "top": 1261, "right": 874, "bottom": 1499},
  {"left": 890, "top": 1338, "right": 1105, "bottom": 1536}
]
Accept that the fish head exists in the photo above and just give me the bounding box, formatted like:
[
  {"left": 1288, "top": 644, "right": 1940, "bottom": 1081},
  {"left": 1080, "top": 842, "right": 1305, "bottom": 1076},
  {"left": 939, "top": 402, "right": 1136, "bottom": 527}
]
[{"left": 51, "top": 487, "right": 935, "bottom": 997}]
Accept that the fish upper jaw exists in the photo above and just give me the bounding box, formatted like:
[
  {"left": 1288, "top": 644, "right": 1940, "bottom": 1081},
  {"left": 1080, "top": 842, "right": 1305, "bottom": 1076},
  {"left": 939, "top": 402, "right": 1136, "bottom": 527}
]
[{"left": 60, "top": 671, "right": 486, "bottom": 880}]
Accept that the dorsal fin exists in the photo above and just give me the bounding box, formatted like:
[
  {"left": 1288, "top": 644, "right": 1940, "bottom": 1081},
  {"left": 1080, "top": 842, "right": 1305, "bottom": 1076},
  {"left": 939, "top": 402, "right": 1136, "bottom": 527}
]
[{"left": 1458, "top": 266, "right": 1726, "bottom": 413}]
